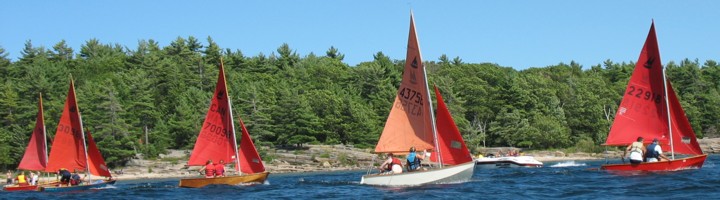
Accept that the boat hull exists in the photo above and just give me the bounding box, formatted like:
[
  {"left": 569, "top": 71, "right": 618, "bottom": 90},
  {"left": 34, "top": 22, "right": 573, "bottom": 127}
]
[
  {"left": 600, "top": 154, "right": 707, "bottom": 171},
  {"left": 360, "top": 161, "right": 475, "bottom": 186},
  {"left": 3, "top": 184, "right": 38, "bottom": 192},
  {"left": 37, "top": 180, "right": 116, "bottom": 192},
  {"left": 475, "top": 156, "right": 543, "bottom": 168},
  {"left": 178, "top": 172, "right": 270, "bottom": 188}
]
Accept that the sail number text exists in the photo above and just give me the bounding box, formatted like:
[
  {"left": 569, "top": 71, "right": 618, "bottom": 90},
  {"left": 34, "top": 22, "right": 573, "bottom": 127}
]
[
  {"left": 626, "top": 85, "right": 662, "bottom": 104},
  {"left": 202, "top": 122, "right": 231, "bottom": 145},
  {"left": 395, "top": 87, "right": 424, "bottom": 117}
]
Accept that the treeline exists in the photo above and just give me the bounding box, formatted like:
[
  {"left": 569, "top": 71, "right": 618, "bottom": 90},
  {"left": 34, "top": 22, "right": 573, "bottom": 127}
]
[{"left": 1, "top": 37, "right": 719, "bottom": 168}]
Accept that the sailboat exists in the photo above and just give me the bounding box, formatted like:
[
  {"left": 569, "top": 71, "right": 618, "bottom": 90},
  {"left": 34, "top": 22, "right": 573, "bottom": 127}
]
[
  {"left": 600, "top": 21, "right": 707, "bottom": 171},
  {"left": 178, "top": 61, "right": 269, "bottom": 188},
  {"left": 360, "top": 13, "right": 475, "bottom": 186},
  {"left": 37, "top": 79, "right": 116, "bottom": 192},
  {"left": 3, "top": 94, "right": 56, "bottom": 191}
]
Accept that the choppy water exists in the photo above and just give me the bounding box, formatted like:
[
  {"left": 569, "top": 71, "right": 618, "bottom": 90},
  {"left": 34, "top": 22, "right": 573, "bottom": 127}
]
[{"left": 4, "top": 155, "right": 720, "bottom": 199}]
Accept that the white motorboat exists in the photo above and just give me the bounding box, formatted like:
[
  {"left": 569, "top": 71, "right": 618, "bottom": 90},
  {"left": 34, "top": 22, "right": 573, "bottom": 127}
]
[{"left": 475, "top": 156, "right": 543, "bottom": 168}]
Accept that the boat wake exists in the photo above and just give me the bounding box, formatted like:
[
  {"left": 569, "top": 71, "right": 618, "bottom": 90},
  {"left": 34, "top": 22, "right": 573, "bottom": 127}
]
[
  {"left": 297, "top": 178, "right": 359, "bottom": 186},
  {"left": 550, "top": 161, "right": 587, "bottom": 168}
]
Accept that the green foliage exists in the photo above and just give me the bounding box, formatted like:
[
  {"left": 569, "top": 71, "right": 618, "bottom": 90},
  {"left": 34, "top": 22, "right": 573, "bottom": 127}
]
[{"left": 0, "top": 38, "right": 718, "bottom": 170}]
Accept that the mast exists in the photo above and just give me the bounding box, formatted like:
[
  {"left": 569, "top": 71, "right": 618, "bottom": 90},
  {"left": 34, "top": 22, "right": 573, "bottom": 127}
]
[
  {"left": 221, "top": 59, "right": 242, "bottom": 174},
  {"left": 662, "top": 66, "right": 675, "bottom": 159},
  {"left": 40, "top": 93, "right": 48, "bottom": 169},
  {"left": 411, "top": 12, "right": 442, "bottom": 167},
  {"left": 72, "top": 78, "right": 93, "bottom": 182}
]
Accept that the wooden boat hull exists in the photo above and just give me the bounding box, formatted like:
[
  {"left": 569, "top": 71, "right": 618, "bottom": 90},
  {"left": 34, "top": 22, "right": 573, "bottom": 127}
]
[
  {"left": 37, "top": 180, "right": 116, "bottom": 192},
  {"left": 600, "top": 154, "right": 707, "bottom": 171},
  {"left": 178, "top": 172, "right": 270, "bottom": 188},
  {"left": 3, "top": 184, "right": 38, "bottom": 192},
  {"left": 3, "top": 181, "right": 61, "bottom": 192},
  {"left": 360, "top": 161, "right": 475, "bottom": 186}
]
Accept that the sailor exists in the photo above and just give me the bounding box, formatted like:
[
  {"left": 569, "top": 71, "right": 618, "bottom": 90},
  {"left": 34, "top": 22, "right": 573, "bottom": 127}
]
[
  {"left": 15, "top": 171, "right": 28, "bottom": 186},
  {"left": 58, "top": 168, "right": 72, "bottom": 186},
  {"left": 623, "top": 137, "right": 646, "bottom": 164},
  {"left": 214, "top": 160, "right": 226, "bottom": 177},
  {"left": 379, "top": 153, "right": 403, "bottom": 174},
  {"left": 406, "top": 147, "right": 426, "bottom": 172},
  {"left": 199, "top": 160, "right": 215, "bottom": 178},
  {"left": 645, "top": 138, "right": 670, "bottom": 162}
]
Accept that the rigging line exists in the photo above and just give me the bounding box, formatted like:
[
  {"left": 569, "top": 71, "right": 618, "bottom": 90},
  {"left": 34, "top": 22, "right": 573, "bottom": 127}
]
[{"left": 662, "top": 66, "right": 675, "bottom": 159}]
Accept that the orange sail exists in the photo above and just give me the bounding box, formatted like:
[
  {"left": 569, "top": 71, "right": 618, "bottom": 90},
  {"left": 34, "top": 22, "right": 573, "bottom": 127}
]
[
  {"left": 605, "top": 21, "right": 702, "bottom": 155},
  {"left": 18, "top": 93, "right": 48, "bottom": 171},
  {"left": 46, "top": 80, "right": 87, "bottom": 173},
  {"left": 430, "top": 86, "right": 473, "bottom": 165},
  {"left": 187, "top": 63, "right": 238, "bottom": 166},
  {"left": 86, "top": 130, "right": 112, "bottom": 177},
  {"left": 237, "top": 118, "right": 265, "bottom": 174},
  {"left": 374, "top": 13, "right": 435, "bottom": 153}
]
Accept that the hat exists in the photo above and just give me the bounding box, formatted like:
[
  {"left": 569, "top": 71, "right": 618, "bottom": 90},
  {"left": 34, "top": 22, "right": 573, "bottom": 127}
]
[{"left": 652, "top": 138, "right": 659, "bottom": 143}]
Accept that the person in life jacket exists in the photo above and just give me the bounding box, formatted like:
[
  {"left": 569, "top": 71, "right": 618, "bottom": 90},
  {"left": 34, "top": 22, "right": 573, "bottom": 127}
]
[
  {"left": 214, "top": 160, "right": 226, "bottom": 177},
  {"left": 58, "top": 168, "right": 72, "bottom": 186},
  {"left": 645, "top": 138, "right": 670, "bottom": 162},
  {"left": 623, "top": 137, "right": 646, "bottom": 164},
  {"left": 199, "top": 160, "right": 215, "bottom": 178},
  {"left": 70, "top": 171, "right": 82, "bottom": 186},
  {"left": 379, "top": 153, "right": 403, "bottom": 174},
  {"left": 406, "top": 147, "right": 426, "bottom": 172},
  {"left": 15, "top": 171, "right": 28, "bottom": 186}
]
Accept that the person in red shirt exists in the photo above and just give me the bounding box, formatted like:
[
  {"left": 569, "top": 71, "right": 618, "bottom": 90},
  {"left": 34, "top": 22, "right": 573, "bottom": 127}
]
[
  {"left": 214, "top": 160, "right": 226, "bottom": 177},
  {"left": 199, "top": 160, "right": 215, "bottom": 178}
]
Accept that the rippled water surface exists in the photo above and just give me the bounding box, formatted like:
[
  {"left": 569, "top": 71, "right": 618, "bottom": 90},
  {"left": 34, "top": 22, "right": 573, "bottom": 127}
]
[{"left": 4, "top": 155, "right": 720, "bottom": 199}]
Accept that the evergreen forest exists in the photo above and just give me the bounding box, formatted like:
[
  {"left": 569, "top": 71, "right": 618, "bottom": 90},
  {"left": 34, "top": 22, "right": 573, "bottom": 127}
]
[{"left": 1, "top": 37, "right": 719, "bottom": 168}]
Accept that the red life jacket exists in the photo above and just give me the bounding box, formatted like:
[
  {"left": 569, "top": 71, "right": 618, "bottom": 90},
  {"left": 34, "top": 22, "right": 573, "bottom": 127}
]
[
  {"left": 204, "top": 163, "right": 215, "bottom": 177},
  {"left": 214, "top": 164, "right": 225, "bottom": 176},
  {"left": 386, "top": 157, "right": 402, "bottom": 171}
]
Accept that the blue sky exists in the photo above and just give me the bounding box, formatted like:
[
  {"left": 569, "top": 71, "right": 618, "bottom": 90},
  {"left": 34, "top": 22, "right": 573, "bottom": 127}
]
[{"left": 1, "top": 1, "right": 718, "bottom": 70}]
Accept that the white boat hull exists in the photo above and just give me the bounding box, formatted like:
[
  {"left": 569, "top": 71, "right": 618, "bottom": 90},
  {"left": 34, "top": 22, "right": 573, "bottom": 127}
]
[{"left": 360, "top": 161, "right": 475, "bottom": 186}]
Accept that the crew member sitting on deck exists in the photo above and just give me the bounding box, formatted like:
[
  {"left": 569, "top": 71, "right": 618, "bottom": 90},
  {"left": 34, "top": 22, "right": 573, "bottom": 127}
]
[
  {"left": 58, "top": 168, "right": 72, "bottom": 186},
  {"left": 623, "top": 137, "right": 646, "bottom": 164},
  {"left": 645, "top": 138, "right": 670, "bottom": 162},
  {"left": 379, "top": 153, "right": 403, "bottom": 174},
  {"left": 214, "top": 160, "right": 226, "bottom": 177},
  {"left": 15, "top": 171, "right": 28, "bottom": 186},
  {"left": 70, "top": 171, "right": 82, "bottom": 186},
  {"left": 406, "top": 147, "right": 426, "bottom": 172},
  {"left": 199, "top": 160, "right": 215, "bottom": 178}
]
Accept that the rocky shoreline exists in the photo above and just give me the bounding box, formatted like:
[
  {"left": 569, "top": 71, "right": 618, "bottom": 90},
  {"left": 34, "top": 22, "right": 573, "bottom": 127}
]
[{"left": 110, "top": 138, "right": 720, "bottom": 180}]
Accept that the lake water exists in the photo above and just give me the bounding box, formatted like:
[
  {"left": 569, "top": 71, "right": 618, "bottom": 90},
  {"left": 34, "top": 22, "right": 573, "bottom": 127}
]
[{"left": 4, "top": 155, "right": 720, "bottom": 199}]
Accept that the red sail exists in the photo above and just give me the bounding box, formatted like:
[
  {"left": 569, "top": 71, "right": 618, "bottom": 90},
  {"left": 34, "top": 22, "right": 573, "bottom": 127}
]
[
  {"left": 430, "top": 86, "right": 473, "bottom": 165},
  {"left": 187, "top": 63, "right": 237, "bottom": 166},
  {"left": 605, "top": 22, "right": 702, "bottom": 155},
  {"left": 666, "top": 82, "right": 703, "bottom": 155},
  {"left": 18, "top": 94, "right": 48, "bottom": 171},
  {"left": 375, "top": 13, "right": 435, "bottom": 153},
  {"left": 237, "top": 118, "right": 265, "bottom": 174},
  {"left": 86, "top": 130, "right": 112, "bottom": 177},
  {"left": 46, "top": 80, "right": 87, "bottom": 173}
]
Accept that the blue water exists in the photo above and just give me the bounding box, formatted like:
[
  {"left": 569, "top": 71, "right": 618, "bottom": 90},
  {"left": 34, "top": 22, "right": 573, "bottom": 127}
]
[{"left": 4, "top": 155, "right": 720, "bottom": 199}]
